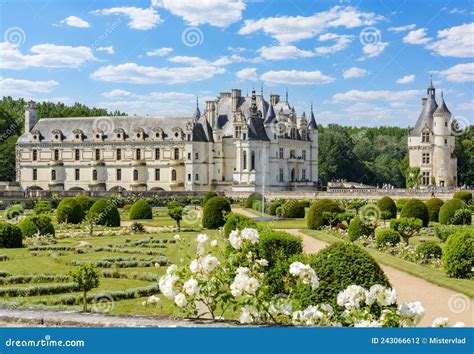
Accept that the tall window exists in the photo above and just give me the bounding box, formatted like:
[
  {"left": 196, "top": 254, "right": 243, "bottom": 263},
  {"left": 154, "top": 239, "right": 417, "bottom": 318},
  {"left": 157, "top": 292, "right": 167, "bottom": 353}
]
[
  {"left": 133, "top": 169, "right": 139, "bottom": 181},
  {"left": 32, "top": 169, "right": 37, "bottom": 181},
  {"left": 243, "top": 151, "right": 247, "bottom": 170},
  {"left": 422, "top": 153, "right": 430, "bottom": 164},
  {"left": 422, "top": 171, "right": 430, "bottom": 186},
  {"left": 279, "top": 168, "right": 284, "bottom": 182},
  {"left": 290, "top": 150, "right": 296, "bottom": 159},
  {"left": 51, "top": 169, "right": 56, "bottom": 181},
  {"left": 75, "top": 149, "right": 80, "bottom": 161},
  {"left": 195, "top": 152, "right": 199, "bottom": 160},
  {"left": 136, "top": 148, "right": 141, "bottom": 160},
  {"left": 155, "top": 168, "right": 160, "bottom": 181},
  {"left": 116, "top": 149, "right": 121, "bottom": 160},
  {"left": 32, "top": 149, "right": 37, "bottom": 161},
  {"left": 95, "top": 149, "right": 100, "bottom": 161},
  {"left": 171, "top": 169, "right": 177, "bottom": 181},
  {"left": 155, "top": 148, "right": 160, "bottom": 160},
  {"left": 92, "top": 169, "right": 97, "bottom": 181},
  {"left": 116, "top": 169, "right": 122, "bottom": 181},
  {"left": 195, "top": 173, "right": 199, "bottom": 181},
  {"left": 251, "top": 151, "right": 256, "bottom": 170},
  {"left": 279, "top": 148, "right": 284, "bottom": 159},
  {"left": 174, "top": 148, "right": 180, "bottom": 160},
  {"left": 302, "top": 169, "right": 306, "bottom": 181},
  {"left": 188, "top": 173, "right": 191, "bottom": 181},
  {"left": 422, "top": 132, "right": 430, "bottom": 143},
  {"left": 54, "top": 149, "right": 59, "bottom": 161},
  {"left": 235, "top": 126, "right": 241, "bottom": 138},
  {"left": 302, "top": 150, "right": 306, "bottom": 160},
  {"left": 75, "top": 169, "right": 80, "bottom": 181}
]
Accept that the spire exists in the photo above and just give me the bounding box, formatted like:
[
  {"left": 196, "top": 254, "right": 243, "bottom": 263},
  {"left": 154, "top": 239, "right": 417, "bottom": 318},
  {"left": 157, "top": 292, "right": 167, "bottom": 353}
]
[
  {"left": 434, "top": 91, "right": 451, "bottom": 115},
  {"left": 249, "top": 88, "right": 259, "bottom": 118},
  {"left": 285, "top": 88, "right": 288, "bottom": 102},
  {"left": 427, "top": 77, "right": 435, "bottom": 98},
  {"left": 192, "top": 97, "right": 201, "bottom": 122},
  {"left": 307, "top": 101, "right": 317, "bottom": 130}
]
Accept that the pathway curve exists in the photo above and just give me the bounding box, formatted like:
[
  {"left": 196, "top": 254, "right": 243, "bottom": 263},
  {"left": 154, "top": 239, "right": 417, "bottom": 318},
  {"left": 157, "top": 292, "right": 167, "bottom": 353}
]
[{"left": 232, "top": 208, "right": 473, "bottom": 326}]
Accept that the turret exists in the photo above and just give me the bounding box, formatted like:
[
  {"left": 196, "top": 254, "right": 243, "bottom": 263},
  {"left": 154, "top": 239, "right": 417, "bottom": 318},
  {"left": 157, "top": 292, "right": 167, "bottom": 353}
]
[
  {"left": 25, "top": 101, "right": 37, "bottom": 132},
  {"left": 433, "top": 92, "right": 451, "bottom": 136},
  {"left": 307, "top": 102, "right": 317, "bottom": 130}
]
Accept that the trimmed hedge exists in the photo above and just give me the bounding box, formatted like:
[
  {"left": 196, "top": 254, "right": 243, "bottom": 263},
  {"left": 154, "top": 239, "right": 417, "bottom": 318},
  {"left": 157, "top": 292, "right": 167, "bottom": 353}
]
[
  {"left": 425, "top": 198, "right": 444, "bottom": 222},
  {"left": 266, "top": 199, "right": 285, "bottom": 216},
  {"left": 223, "top": 213, "right": 258, "bottom": 237},
  {"left": 416, "top": 242, "right": 442, "bottom": 260},
  {"left": 452, "top": 209, "right": 472, "bottom": 225},
  {"left": 396, "top": 198, "right": 409, "bottom": 212},
  {"left": 307, "top": 199, "right": 340, "bottom": 230},
  {"left": 453, "top": 191, "right": 472, "bottom": 204},
  {"left": 348, "top": 216, "right": 373, "bottom": 241},
  {"left": 87, "top": 199, "right": 121, "bottom": 227},
  {"left": 129, "top": 200, "right": 153, "bottom": 220},
  {"left": 442, "top": 231, "right": 473, "bottom": 278},
  {"left": 18, "top": 215, "right": 55, "bottom": 238},
  {"left": 400, "top": 199, "right": 429, "bottom": 227},
  {"left": 377, "top": 196, "right": 397, "bottom": 219},
  {"left": 375, "top": 229, "right": 401, "bottom": 248},
  {"left": 203, "top": 192, "right": 218, "bottom": 206},
  {"left": 245, "top": 192, "right": 263, "bottom": 208},
  {"left": 280, "top": 200, "right": 306, "bottom": 218},
  {"left": 0, "top": 222, "right": 23, "bottom": 248},
  {"left": 34, "top": 200, "right": 52, "bottom": 214},
  {"left": 56, "top": 198, "right": 84, "bottom": 224},
  {"left": 74, "top": 195, "right": 95, "bottom": 214},
  {"left": 439, "top": 199, "right": 466, "bottom": 225},
  {"left": 202, "top": 196, "right": 231, "bottom": 229},
  {"left": 252, "top": 200, "right": 263, "bottom": 213}
]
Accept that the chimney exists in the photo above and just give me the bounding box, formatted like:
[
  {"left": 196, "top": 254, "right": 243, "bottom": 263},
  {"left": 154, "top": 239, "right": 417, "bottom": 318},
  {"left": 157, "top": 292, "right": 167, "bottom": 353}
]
[
  {"left": 270, "top": 94, "right": 280, "bottom": 106},
  {"left": 231, "top": 89, "right": 241, "bottom": 112},
  {"left": 24, "top": 101, "right": 37, "bottom": 132},
  {"left": 421, "top": 97, "right": 427, "bottom": 107},
  {"left": 205, "top": 101, "right": 216, "bottom": 127}
]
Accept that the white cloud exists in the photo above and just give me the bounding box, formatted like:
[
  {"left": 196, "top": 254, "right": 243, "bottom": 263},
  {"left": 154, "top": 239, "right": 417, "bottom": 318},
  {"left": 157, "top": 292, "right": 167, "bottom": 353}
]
[
  {"left": 92, "top": 6, "right": 161, "bottom": 30},
  {"left": 428, "top": 23, "right": 474, "bottom": 58},
  {"left": 146, "top": 47, "right": 173, "bottom": 57},
  {"left": 342, "top": 67, "right": 367, "bottom": 79},
  {"left": 315, "top": 33, "right": 354, "bottom": 55},
  {"left": 158, "top": 0, "right": 245, "bottom": 28},
  {"left": 0, "top": 77, "right": 59, "bottom": 97},
  {"left": 257, "top": 45, "right": 315, "bottom": 61},
  {"left": 96, "top": 46, "right": 114, "bottom": 54},
  {"left": 239, "top": 6, "right": 385, "bottom": 44},
  {"left": 403, "top": 28, "right": 431, "bottom": 44},
  {"left": 387, "top": 24, "right": 416, "bottom": 33},
  {"left": 396, "top": 74, "right": 415, "bottom": 84},
  {"left": 448, "top": 8, "right": 466, "bottom": 15},
  {"left": 0, "top": 42, "right": 95, "bottom": 70},
  {"left": 331, "top": 89, "right": 421, "bottom": 105},
  {"left": 236, "top": 68, "right": 257, "bottom": 81},
  {"left": 59, "top": 16, "right": 91, "bottom": 28},
  {"left": 260, "top": 70, "right": 335, "bottom": 85},
  {"left": 432, "top": 63, "right": 474, "bottom": 83},
  {"left": 360, "top": 41, "right": 388, "bottom": 59},
  {"left": 102, "top": 89, "right": 133, "bottom": 98}
]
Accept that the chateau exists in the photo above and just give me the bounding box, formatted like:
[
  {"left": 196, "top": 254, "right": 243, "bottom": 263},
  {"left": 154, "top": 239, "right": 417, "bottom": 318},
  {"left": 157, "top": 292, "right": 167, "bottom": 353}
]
[
  {"left": 16, "top": 89, "right": 319, "bottom": 192},
  {"left": 408, "top": 82, "right": 457, "bottom": 187}
]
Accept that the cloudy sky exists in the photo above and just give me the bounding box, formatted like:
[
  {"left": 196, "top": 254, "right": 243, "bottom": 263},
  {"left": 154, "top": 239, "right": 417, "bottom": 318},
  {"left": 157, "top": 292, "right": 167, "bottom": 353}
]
[{"left": 0, "top": 0, "right": 472, "bottom": 127}]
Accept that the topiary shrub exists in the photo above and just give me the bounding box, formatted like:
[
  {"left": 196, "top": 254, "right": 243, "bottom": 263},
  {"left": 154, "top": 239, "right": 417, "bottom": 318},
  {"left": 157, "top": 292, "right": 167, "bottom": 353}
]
[
  {"left": 396, "top": 198, "right": 409, "bottom": 212},
  {"left": 377, "top": 196, "right": 397, "bottom": 219},
  {"left": 453, "top": 191, "right": 472, "bottom": 204},
  {"left": 390, "top": 217, "right": 423, "bottom": 245},
  {"left": 442, "top": 231, "right": 473, "bottom": 278},
  {"left": 375, "top": 229, "right": 401, "bottom": 248},
  {"left": 74, "top": 195, "right": 95, "bottom": 214},
  {"left": 245, "top": 192, "right": 263, "bottom": 208},
  {"left": 439, "top": 199, "right": 466, "bottom": 225},
  {"left": 122, "top": 204, "right": 132, "bottom": 212},
  {"left": 266, "top": 199, "right": 285, "bottom": 216},
  {"left": 416, "top": 242, "right": 442, "bottom": 261},
  {"left": 18, "top": 215, "right": 55, "bottom": 238},
  {"left": 223, "top": 213, "right": 258, "bottom": 237},
  {"left": 348, "top": 216, "right": 373, "bottom": 241},
  {"left": 56, "top": 198, "right": 84, "bottom": 224},
  {"left": 451, "top": 209, "right": 472, "bottom": 225},
  {"left": 252, "top": 200, "right": 263, "bottom": 213},
  {"left": 280, "top": 200, "right": 306, "bottom": 218},
  {"left": 295, "top": 242, "right": 390, "bottom": 310},
  {"left": 307, "top": 199, "right": 340, "bottom": 230},
  {"left": 0, "top": 222, "right": 23, "bottom": 248},
  {"left": 202, "top": 196, "right": 231, "bottom": 229},
  {"left": 87, "top": 199, "right": 120, "bottom": 227},
  {"left": 129, "top": 200, "right": 153, "bottom": 220},
  {"left": 425, "top": 198, "right": 444, "bottom": 222},
  {"left": 203, "top": 192, "right": 218, "bottom": 206},
  {"left": 34, "top": 200, "right": 52, "bottom": 214},
  {"left": 400, "top": 199, "right": 429, "bottom": 227}
]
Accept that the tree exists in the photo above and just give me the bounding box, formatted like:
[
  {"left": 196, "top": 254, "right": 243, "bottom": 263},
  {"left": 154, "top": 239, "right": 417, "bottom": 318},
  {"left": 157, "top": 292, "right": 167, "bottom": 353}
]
[
  {"left": 69, "top": 264, "right": 100, "bottom": 312},
  {"left": 167, "top": 200, "right": 184, "bottom": 230},
  {"left": 390, "top": 217, "right": 423, "bottom": 245},
  {"left": 405, "top": 167, "right": 422, "bottom": 189}
]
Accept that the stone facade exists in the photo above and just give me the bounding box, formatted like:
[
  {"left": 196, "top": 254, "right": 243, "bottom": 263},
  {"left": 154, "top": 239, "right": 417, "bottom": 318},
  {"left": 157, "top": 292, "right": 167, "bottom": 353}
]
[
  {"left": 16, "top": 89, "right": 319, "bottom": 192},
  {"left": 408, "top": 82, "right": 457, "bottom": 187}
]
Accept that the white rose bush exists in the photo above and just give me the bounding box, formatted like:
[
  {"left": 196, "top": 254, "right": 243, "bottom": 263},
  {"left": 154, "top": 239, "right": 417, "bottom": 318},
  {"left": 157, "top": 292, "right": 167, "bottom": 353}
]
[{"left": 157, "top": 228, "right": 463, "bottom": 327}]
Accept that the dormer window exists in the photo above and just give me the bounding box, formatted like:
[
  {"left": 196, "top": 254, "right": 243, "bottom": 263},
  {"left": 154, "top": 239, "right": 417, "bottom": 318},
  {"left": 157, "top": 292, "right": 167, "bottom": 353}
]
[
  {"left": 171, "top": 127, "right": 184, "bottom": 140},
  {"left": 51, "top": 129, "right": 63, "bottom": 142},
  {"left": 133, "top": 128, "right": 145, "bottom": 141},
  {"left": 72, "top": 129, "right": 83, "bottom": 142},
  {"left": 92, "top": 128, "right": 104, "bottom": 141},
  {"left": 152, "top": 127, "right": 164, "bottom": 140},
  {"left": 113, "top": 128, "right": 125, "bottom": 141},
  {"left": 421, "top": 131, "right": 430, "bottom": 143}
]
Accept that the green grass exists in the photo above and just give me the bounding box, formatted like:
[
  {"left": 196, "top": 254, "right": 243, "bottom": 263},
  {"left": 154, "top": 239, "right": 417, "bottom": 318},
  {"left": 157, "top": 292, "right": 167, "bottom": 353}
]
[
  {"left": 259, "top": 219, "right": 307, "bottom": 229},
  {"left": 301, "top": 229, "right": 474, "bottom": 298}
]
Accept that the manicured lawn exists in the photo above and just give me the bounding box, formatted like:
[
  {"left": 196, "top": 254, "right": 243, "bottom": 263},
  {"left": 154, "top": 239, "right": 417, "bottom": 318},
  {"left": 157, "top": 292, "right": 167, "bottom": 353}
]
[{"left": 301, "top": 229, "right": 474, "bottom": 298}]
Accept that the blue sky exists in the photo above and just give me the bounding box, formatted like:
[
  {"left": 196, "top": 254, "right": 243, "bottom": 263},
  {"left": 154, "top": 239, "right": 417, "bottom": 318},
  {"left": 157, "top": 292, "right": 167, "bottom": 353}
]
[{"left": 0, "top": 0, "right": 472, "bottom": 127}]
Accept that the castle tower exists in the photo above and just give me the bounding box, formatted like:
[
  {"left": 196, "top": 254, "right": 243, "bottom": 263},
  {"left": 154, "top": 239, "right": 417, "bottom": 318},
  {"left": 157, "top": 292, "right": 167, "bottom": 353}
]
[{"left": 25, "top": 101, "right": 37, "bottom": 132}]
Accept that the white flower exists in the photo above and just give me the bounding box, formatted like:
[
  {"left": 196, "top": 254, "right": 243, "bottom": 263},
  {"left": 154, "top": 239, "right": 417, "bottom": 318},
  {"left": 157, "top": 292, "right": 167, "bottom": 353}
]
[
  {"left": 236, "top": 267, "right": 250, "bottom": 275},
  {"left": 432, "top": 317, "right": 449, "bottom": 327},
  {"left": 239, "top": 305, "right": 258, "bottom": 324},
  {"left": 183, "top": 278, "right": 200, "bottom": 297},
  {"left": 200, "top": 255, "right": 219, "bottom": 273},
  {"left": 245, "top": 277, "right": 260, "bottom": 295},
  {"left": 159, "top": 274, "right": 180, "bottom": 300},
  {"left": 147, "top": 295, "right": 160, "bottom": 304},
  {"left": 256, "top": 259, "right": 268, "bottom": 267},
  {"left": 174, "top": 234, "right": 181, "bottom": 241},
  {"left": 355, "top": 320, "right": 382, "bottom": 327},
  {"left": 154, "top": 262, "right": 161, "bottom": 268},
  {"left": 241, "top": 228, "right": 259, "bottom": 244},
  {"left": 196, "top": 233, "right": 208, "bottom": 244},
  {"left": 230, "top": 273, "right": 249, "bottom": 297},
  {"left": 229, "top": 230, "right": 242, "bottom": 250},
  {"left": 398, "top": 302, "right": 425, "bottom": 326},
  {"left": 166, "top": 264, "right": 178, "bottom": 275},
  {"left": 289, "top": 262, "right": 305, "bottom": 276},
  {"left": 452, "top": 322, "right": 465, "bottom": 327},
  {"left": 174, "top": 293, "right": 187, "bottom": 308},
  {"left": 210, "top": 239, "right": 218, "bottom": 247},
  {"left": 366, "top": 285, "right": 397, "bottom": 306},
  {"left": 289, "top": 262, "right": 319, "bottom": 290},
  {"left": 337, "top": 285, "right": 366, "bottom": 310},
  {"left": 189, "top": 259, "right": 201, "bottom": 273}
]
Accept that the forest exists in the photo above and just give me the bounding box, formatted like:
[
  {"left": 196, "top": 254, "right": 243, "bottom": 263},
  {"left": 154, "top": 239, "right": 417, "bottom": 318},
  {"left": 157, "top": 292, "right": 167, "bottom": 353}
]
[{"left": 0, "top": 96, "right": 472, "bottom": 186}]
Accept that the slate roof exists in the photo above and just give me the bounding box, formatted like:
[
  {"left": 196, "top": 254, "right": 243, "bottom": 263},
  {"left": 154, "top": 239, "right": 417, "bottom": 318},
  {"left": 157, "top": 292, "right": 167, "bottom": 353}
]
[
  {"left": 411, "top": 95, "right": 438, "bottom": 136},
  {"left": 434, "top": 94, "right": 451, "bottom": 115}
]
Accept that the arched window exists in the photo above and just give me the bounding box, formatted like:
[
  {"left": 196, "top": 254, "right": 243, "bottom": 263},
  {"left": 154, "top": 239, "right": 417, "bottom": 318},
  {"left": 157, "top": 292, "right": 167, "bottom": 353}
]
[
  {"left": 92, "top": 169, "right": 97, "bottom": 181},
  {"left": 251, "top": 151, "right": 256, "bottom": 170},
  {"left": 133, "top": 169, "right": 139, "bottom": 181},
  {"left": 51, "top": 170, "right": 56, "bottom": 181},
  {"left": 171, "top": 169, "right": 177, "bottom": 181},
  {"left": 243, "top": 151, "right": 247, "bottom": 170}
]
